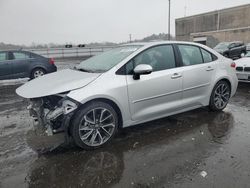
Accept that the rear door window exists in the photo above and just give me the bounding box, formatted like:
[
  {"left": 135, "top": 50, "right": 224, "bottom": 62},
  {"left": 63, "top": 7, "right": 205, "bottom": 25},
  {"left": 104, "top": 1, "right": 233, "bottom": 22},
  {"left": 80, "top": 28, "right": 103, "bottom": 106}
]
[
  {"left": 30, "top": 53, "right": 39, "bottom": 58},
  {"left": 235, "top": 43, "right": 242, "bottom": 47},
  {"left": 229, "top": 43, "right": 235, "bottom": 49},
  {"left": 0, "top": 52, "right": 7, "bottom": 61},
  {"left": 13, "top": 52, "right": 30, "bottom": 60},
  {"left": 178, "top": 45, "right": 203, "bottom": 66}
]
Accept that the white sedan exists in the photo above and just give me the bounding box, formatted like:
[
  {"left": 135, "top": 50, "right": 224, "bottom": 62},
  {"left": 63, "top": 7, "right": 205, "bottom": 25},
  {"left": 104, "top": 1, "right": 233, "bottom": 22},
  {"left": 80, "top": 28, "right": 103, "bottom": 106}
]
[
  {"left": 235, "top": 51, "right": 250, "bottom": 82},
  {"left": 16, "top": 41, "right": 238, "bottom": 150}
]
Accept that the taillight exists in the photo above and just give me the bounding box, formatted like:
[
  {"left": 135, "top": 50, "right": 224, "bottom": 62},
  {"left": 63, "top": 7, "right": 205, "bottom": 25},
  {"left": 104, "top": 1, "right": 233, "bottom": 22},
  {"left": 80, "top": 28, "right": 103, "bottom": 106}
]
[
  {"left": 231, "top": 62, "right": 236, "bottom": 68},
  {"left": 49, "top": 58, "right": 55, "bottom": 65}
]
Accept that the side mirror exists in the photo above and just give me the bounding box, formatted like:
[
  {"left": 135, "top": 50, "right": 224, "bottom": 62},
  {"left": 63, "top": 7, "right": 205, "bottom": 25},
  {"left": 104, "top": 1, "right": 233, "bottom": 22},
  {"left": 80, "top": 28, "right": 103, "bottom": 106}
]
[{"left": 133, "top": 64, "right": 153, "bottom": 80}]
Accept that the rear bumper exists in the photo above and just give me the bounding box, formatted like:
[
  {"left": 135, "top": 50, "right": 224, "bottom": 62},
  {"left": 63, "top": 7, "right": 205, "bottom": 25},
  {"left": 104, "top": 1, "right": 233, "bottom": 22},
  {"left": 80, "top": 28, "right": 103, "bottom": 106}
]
[{"left": 47, "top": 65, "right": 57, "bottom": 73}]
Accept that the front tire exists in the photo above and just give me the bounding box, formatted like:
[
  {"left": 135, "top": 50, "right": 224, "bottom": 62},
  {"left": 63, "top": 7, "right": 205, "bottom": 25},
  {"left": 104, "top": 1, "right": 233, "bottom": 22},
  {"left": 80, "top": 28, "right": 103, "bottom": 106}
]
[
  {"left": 209, "top": 80, "right": 231, "bottom": 111},
  {"left": 71, "top": 101, "right": 118, "bottom": 150}
]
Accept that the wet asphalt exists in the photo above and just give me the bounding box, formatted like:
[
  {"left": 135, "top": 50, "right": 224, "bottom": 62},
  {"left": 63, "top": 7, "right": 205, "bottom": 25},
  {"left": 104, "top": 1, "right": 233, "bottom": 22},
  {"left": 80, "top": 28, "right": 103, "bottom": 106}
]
[{"left": 0, "top": 60, "right": 250, "bottom": 188}]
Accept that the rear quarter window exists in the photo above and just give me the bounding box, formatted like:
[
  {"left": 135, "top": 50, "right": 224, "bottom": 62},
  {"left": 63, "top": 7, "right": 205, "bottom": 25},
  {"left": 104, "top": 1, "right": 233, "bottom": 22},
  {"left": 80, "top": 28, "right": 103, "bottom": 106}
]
[
  {"left": 201, "top": 49, "right": 213, "bottom": 63},
  {"left": 201, "top": 48, "right": 218, "bottom": 62},
  {"left": 30, "top": 52, "right": 43, "bottom": 59}
]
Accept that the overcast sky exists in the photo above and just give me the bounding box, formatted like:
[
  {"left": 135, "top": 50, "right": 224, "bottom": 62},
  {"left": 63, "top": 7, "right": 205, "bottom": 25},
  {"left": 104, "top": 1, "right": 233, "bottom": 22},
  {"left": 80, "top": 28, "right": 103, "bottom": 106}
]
[{"left": 0, "top": 0, "right": 249, "bottom": 45}]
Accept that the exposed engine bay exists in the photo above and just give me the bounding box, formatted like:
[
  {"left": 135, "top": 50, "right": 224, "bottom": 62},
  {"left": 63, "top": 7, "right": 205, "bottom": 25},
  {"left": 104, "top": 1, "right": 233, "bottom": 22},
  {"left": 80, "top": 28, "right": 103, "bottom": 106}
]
[{"left": 28, "top": 95, "right": 79, "bottom": 136}]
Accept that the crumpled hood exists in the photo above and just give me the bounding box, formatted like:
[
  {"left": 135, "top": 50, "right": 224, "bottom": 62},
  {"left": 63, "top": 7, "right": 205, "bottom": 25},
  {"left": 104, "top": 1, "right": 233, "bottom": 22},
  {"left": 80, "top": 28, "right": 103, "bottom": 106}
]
[
  {"left": 16, "top": 69, "right": 101, "bottom": 98},
  {"left": 235, "top": 57, "right": 250, "bottom": 67}
]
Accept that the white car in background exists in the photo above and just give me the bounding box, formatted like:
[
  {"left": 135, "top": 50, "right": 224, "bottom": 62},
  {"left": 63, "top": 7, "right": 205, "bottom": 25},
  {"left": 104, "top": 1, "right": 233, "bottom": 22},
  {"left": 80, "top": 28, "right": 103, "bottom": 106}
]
[
  {"left": 16, "top": 41, "right": 238, "bottom": 150},
  {"left": 246, "top": 43, "right": 250, "bottom": 51},
  {"left": 235, "top": 51, "right": 250, "bottom": 82}
]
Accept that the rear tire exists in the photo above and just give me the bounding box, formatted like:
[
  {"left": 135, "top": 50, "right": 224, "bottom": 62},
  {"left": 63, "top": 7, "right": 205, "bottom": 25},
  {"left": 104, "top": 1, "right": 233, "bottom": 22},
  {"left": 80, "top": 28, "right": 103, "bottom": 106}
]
[
  {"left": 209, "top": 80, "right": 231, "bottom": 111},
  {"left": 31, "top": 68, "right": 46, "bottom": 79},
  {"left": 71, "top": 101, "right": 118, "bottom": 150}
]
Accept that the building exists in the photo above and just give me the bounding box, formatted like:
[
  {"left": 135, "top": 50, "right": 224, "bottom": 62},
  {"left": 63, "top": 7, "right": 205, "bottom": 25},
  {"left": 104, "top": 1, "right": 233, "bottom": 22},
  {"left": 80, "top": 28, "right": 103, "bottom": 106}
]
[{"left": 175, "top": 4, "right": 250, "bottom": 47}]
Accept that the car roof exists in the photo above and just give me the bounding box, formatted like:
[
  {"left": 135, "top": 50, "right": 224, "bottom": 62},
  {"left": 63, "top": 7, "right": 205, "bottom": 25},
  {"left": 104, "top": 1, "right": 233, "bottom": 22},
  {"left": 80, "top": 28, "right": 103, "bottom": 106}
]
[
  {"left": 230, "top": 41, "right": 243, "bottom": 44},
  {"left": 0, "top": 50, "right": 31, "bottom": 53},
  {"left": 218, "top": 41, "right": 243, "bottom": 44},
  {"left": 122, "top": 40, "right": 207, "bottom": 48}
]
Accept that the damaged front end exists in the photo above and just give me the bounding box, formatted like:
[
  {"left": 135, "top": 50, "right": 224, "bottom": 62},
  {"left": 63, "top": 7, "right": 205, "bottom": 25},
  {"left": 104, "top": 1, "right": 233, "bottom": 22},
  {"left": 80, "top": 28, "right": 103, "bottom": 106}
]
[{"left": 28, "top": 95, "right": 79, "bottom": 138}]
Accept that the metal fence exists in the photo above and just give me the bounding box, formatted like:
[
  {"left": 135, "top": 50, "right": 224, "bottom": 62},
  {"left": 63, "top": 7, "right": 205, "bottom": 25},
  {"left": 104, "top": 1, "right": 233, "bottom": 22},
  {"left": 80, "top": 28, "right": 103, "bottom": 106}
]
[{"left": 26, "top": 46, "right": 115, "bottom": 58}]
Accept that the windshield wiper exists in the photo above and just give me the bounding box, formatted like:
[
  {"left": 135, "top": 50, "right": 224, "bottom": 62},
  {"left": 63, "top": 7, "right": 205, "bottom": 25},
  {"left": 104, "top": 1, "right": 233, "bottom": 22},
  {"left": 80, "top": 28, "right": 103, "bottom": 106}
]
[
  {"left": 78, "top": 68, "right": 91, "bottom": 72},
  {"left": 73, "top": 67, "right": 92, "bottom": 73},
  {"left": 89, "top": 69, "right": 105, "bottom": 73},
  {"left": 72, "top": 66, "right": 104, "bottom": 73}
]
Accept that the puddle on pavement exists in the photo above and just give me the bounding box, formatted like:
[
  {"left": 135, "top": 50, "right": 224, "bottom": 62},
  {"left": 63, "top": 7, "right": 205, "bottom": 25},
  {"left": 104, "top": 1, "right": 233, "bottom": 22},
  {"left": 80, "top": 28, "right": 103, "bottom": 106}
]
[
  {"left": 25, "top": 110, "right": 237, "bottom": 188},
  {"left": 1, "top": 83, "right": 250, "bottom": 188}
]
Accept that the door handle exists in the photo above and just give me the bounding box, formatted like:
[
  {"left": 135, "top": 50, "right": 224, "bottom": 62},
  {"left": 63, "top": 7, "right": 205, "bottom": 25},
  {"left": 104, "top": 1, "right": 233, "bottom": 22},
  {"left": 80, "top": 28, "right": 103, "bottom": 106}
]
[
  {"left": 171, "top": 73, "right": 182, "bottom": 79},
  {"left": 206, "top": 66, "right": 214, "bottom": 71}
]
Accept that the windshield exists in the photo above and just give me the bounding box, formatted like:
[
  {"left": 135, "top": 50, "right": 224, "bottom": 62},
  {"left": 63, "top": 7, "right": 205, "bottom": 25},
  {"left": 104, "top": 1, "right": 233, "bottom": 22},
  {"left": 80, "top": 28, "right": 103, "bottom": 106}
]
[
  {"left": 76, "top": 45, "right": 142, "bottom": 73},
  {"left": 214, "top": 42, "right": 230, "bottom": 49}
]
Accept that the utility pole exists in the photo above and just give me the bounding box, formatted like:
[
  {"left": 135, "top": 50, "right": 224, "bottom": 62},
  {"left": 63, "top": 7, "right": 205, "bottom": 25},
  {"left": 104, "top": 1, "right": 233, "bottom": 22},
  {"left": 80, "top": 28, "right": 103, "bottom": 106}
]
[
  {"left": 184, "top": 5, "right": 187, "bottom": 17},
  {"left": 129, "top": 34, "right": 132, "bottom": 43},
  {"left": 168, "top": 0, "right": 171, "bottom": 40}
]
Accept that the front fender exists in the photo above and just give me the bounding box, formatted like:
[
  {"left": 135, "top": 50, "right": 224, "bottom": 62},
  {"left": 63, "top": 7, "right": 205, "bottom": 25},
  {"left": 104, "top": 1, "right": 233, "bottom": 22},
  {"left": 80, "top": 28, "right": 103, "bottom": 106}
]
[{"left": 67, "top": 73, "right": 131, "bottom": 127}]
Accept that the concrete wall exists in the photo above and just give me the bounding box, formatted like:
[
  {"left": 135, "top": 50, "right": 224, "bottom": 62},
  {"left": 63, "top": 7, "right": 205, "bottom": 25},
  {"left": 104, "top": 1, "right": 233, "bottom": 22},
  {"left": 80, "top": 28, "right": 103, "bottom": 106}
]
[
  {"left": 176, "top": 12, "right": 218, "bottom": 37},
  {"left": 191, "top": 28, "right": 250, "bottom": 48},
  {"left": 175, "top": 4, "right": 250, "bottom": 47},
  {"left": 219, "top": 5, "right": 250, "bottom": 30}
]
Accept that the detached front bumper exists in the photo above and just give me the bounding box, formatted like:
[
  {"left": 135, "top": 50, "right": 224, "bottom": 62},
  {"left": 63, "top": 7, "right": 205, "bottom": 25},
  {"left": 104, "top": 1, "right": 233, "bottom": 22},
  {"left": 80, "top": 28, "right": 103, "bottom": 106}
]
[{"left": 28, "top": 97, "right": 79, "bottom": 137}]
